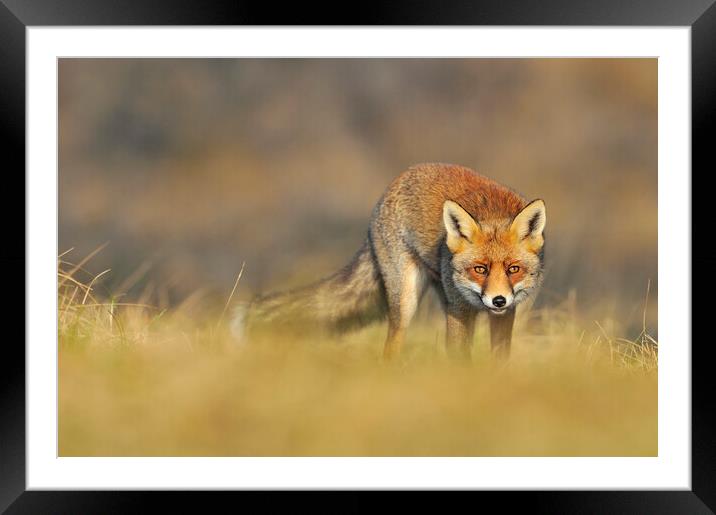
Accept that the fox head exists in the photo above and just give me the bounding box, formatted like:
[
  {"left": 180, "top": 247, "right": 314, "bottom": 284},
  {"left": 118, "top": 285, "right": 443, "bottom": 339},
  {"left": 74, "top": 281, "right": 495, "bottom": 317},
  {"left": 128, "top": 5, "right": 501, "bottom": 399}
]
[{"left": 442, "top": 199, "right": 546, "bottom": 314}]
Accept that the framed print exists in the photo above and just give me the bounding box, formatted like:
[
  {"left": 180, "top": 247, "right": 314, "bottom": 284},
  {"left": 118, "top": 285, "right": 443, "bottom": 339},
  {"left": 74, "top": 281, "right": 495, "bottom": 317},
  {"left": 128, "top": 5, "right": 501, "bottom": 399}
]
[{"left": 2, "top": 0, "right": 714, "bottom": 512}]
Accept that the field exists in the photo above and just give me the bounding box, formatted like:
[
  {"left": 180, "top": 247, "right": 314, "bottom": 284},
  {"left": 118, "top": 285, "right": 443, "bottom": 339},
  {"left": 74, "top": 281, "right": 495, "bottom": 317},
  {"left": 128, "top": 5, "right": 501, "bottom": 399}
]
[
  {"left": 58, "top": 253, "right": 657, "bottom": 457},
  {"left": 58, "top": 58, "right": 658, "bottom": 456}
]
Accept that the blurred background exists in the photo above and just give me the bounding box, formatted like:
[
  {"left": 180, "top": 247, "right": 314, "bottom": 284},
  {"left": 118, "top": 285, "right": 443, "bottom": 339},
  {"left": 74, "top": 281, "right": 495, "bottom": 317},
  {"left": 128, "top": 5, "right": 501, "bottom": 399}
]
[{"left": 58, "top": 58, "right": 657, "bottom": 334}]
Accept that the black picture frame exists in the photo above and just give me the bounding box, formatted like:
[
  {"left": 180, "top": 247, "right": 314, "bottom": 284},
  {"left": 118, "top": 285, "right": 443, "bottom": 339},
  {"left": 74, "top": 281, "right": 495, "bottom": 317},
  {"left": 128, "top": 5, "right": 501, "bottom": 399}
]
[{"left": 2, "top": 1, "right": 712, "bottom": 512}]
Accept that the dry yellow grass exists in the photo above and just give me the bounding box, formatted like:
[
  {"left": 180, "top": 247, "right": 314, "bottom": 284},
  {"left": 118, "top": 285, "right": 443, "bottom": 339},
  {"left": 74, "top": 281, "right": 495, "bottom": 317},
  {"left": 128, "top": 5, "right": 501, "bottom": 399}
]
[{"left": 58, "top": 253, "right": 657, "bottom": 457}]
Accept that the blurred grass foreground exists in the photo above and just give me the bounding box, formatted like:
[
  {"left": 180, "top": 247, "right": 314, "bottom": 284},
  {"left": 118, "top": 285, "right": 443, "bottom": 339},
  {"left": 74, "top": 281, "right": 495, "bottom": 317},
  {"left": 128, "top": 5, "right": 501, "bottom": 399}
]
[{"left": 59, "top": 250, "right": 657, "bottom": 457}]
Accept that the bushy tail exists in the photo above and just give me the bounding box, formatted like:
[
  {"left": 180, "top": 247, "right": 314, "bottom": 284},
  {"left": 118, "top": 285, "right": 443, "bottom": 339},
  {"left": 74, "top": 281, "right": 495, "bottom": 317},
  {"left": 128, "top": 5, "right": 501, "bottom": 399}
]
[{"left": 232, "top": 238, "right": 386, "bottom": 340}]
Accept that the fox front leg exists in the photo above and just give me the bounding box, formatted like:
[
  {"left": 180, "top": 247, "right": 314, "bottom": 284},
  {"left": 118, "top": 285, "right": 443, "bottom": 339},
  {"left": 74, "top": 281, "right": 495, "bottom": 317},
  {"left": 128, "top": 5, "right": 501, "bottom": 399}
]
[
  {"left": 444, "top": 305, "right": 476, "bottom": 360},
  {"left": 489, "top": 308, "right": 516, "bottom": 358},
  {"left": 381, "top": 259, "right": 427, "bottom": 361}
]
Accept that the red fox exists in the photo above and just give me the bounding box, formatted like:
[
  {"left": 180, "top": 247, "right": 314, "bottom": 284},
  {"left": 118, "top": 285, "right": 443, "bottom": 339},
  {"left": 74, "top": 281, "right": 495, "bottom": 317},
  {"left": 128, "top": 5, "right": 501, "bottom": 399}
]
[{"left": 234, "top": 163, "right": 546, "bottom": 359}]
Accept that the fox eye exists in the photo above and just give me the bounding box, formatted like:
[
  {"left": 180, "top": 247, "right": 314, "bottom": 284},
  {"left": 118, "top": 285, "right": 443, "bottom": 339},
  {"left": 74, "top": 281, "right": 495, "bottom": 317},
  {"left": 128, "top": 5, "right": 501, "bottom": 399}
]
[
  {"left": 473, "top": 265, "right": 488, "bottom": 275},
  {"left": 508, "top": 265, "right": 520, "bottom": 274}
]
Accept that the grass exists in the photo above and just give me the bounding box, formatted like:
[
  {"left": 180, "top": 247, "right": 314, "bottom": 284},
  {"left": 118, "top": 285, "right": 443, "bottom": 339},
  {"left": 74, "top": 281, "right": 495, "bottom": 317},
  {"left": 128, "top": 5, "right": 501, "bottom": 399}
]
[{"left": 58, "top": 251, "right": 657, "bottom": 457}]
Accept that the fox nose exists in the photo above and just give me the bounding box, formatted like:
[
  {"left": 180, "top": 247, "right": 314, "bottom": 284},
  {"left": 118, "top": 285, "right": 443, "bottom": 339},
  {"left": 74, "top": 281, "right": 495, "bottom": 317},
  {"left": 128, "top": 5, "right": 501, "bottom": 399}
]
[{"left": 493, "top": 296, "right": 507, "bottom": 308}]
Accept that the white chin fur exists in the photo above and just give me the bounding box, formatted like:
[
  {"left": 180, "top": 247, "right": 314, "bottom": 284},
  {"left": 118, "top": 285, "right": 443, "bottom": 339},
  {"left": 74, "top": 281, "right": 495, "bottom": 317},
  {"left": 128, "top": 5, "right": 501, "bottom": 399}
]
[{"left": 489, "top": 308, "right": 509, "bottom": 315}]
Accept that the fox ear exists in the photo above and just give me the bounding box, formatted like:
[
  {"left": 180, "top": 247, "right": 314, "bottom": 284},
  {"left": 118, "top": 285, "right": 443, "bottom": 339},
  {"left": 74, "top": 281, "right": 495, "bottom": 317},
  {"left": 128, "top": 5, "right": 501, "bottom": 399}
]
[
  {"left": 443, "top": 200, "right": 480, "bottom": 252},
  {"left": 511, "top": 199, "right": 546, "bottom": 244}
]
